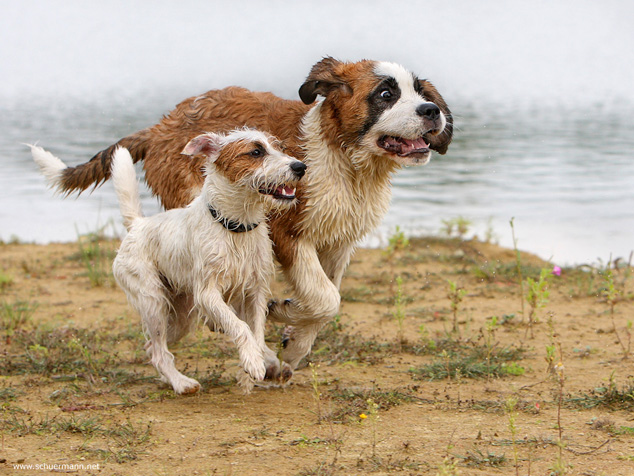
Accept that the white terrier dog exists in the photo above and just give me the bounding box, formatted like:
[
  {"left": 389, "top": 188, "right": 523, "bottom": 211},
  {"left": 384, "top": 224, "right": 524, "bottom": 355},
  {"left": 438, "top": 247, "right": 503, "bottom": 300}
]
[{"left": 108, "top": 129, "right": 306, "bottom": 394}]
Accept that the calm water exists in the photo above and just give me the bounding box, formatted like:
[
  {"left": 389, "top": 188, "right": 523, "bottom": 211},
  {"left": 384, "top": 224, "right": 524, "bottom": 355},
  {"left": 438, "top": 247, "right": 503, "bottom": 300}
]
[{"left": 1, "top": 93, "right": 633, "bottom": 266}]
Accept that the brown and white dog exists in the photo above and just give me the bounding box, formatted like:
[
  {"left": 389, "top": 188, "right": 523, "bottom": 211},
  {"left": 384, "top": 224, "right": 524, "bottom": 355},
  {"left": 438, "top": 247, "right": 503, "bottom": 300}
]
[
  {"left": 31, "top": 57, "right": 453, "bottom": 371},
  {"left": 80, "top": 129, "right": 303, "bottom": 394}
]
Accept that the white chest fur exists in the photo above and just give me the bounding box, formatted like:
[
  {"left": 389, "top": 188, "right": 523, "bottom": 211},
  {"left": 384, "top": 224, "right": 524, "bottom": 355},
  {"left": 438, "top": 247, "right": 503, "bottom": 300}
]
[{"left": 299, "top": 105, "right": 397, "bottom": 248}]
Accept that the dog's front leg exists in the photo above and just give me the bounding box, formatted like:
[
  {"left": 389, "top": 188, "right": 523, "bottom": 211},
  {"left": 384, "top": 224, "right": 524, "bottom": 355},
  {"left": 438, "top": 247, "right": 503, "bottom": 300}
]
[
  {"left": 268, "top": 239, "right": 344, "bottom": 369},
  {"left": 239, "top": 291, "right": 293, "bottom": 383},
  {"left": 197, "top": 286, "right": 266, "bottom": 385},
  {"left": 318, "top": 243, "right": 356, "bottom": 290}
]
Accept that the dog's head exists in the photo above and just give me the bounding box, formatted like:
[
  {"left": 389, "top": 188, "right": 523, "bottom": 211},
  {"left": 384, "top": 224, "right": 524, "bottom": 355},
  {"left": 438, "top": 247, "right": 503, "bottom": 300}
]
[
  {"left": 299, "top": 57, "right": 453, "bottom": 166},
  {"left": 182, "top": 129, "right": 306, "bottom": 210}
]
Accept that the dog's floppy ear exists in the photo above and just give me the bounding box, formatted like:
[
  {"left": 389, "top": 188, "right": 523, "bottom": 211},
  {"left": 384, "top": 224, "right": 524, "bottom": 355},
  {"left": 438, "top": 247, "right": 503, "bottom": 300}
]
[
  {"left": 181, "top": 133, "right": 223, "bottom": 160},
  {"left": 418, "top": 79, "right": 454, "bottom": 155},
  {"left": 299, "top": 57, "right": 352, "bottom": 105}
]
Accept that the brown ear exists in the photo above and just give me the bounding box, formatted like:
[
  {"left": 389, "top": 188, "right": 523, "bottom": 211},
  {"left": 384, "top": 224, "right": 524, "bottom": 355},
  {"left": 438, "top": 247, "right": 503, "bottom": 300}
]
[
  {"left": 181, "top": 133, "right": 223, "bottom": 159},
  {"left": 418, "top": 79, "right": 453, "bottom": 155},
  {"left": 299, "top": 57, "right": 352, "bottom": 104}
]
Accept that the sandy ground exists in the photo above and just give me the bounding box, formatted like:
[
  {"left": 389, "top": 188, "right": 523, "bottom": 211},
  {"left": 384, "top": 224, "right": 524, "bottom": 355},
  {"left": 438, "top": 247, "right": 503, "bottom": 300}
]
[{"left": 1, "top": 236, "right": 633, "bottom": 475}]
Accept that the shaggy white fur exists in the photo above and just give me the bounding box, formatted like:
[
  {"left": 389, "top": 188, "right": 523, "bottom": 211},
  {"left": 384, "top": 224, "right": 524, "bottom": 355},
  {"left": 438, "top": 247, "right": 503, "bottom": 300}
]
[{"left": 111, "top": 130, "right": 304, "bottom": 394}]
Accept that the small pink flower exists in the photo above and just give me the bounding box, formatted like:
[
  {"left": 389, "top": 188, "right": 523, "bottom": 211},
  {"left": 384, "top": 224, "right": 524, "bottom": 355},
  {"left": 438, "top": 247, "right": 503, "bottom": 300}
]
[{"left": 552, "top": 266, "right": 562, "bottom": 276}]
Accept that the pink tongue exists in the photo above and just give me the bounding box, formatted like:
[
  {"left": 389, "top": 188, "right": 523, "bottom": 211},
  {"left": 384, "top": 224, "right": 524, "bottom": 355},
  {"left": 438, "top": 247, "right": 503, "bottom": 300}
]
[
  {"left": 404, "top": 137, "right": 430, "bottom": 151},
  {"left": 276, "top": 185, "right": 295, "bottom": 196},
  {"left": 385, "top": 136, "right": 430, "bottom": 153}
]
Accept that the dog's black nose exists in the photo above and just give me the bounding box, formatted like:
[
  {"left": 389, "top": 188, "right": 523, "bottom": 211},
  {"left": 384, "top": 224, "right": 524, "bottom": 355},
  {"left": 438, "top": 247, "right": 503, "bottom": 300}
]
[
  {"left": 416, "top": 103, "right": 441, "bottom": 120},
  {"left": 290, "top": 161, "right": 307, "bottom": 178}
]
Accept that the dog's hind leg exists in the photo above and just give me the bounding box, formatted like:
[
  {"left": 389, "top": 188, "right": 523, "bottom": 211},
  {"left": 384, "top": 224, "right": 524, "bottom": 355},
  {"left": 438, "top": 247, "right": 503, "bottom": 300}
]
[
  {"left": 115, "top": 263, "right": 200, "bottom": 395},
  {"left": 166, "top": 292, "right": 196, "bottom": 344},
  {"left": 143, "top": 295, "right": 201, "bottom": 395}
]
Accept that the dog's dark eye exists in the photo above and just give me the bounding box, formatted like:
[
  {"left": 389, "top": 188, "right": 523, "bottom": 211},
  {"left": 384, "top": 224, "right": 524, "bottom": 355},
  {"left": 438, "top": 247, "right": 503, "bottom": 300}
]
[
  {"left": 250, "top": 148, "right": 263, "bottom": 157},
  {"left": 380, "top": 89, "right": 393, "bottom": 100}
]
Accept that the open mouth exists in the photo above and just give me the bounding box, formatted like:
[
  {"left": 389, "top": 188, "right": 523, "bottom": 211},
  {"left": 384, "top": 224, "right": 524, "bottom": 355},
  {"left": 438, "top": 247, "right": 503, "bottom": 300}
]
[
  {"left": 378, "top": 135, "right": 430, "bottom": 157},
  {"left": 259, "top": 184, "right": 297, "bottom": 200}
]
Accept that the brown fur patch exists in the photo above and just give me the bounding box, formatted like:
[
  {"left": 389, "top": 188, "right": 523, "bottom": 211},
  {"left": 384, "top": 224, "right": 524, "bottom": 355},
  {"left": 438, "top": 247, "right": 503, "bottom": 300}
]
[
  {"left": 213, "top": 140, "right": 266, "bottom": 183},
  {"left": 313, "top": 60, "right": 382, "bottom": 149}
]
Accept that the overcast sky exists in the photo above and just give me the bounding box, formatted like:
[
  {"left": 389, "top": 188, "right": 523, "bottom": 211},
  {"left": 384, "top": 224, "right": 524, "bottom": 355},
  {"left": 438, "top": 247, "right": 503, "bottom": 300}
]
[{"left": 2, "top": 0, "right": 634, "bottom": 107}]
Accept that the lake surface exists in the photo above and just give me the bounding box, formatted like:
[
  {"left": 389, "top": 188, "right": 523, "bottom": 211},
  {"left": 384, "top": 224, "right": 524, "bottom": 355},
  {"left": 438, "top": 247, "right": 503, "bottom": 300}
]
[{"left": 2, "top": 92, "right": 632, "bottom": 266}]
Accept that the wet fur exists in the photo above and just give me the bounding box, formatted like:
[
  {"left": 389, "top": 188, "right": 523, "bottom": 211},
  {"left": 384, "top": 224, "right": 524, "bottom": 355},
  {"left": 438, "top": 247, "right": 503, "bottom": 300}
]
[
  {"left": 109, "top": 130, "right": 302, "bottom": 394},
  {"left": 31, "top": 58, "right": 453, "bottom": 370}
]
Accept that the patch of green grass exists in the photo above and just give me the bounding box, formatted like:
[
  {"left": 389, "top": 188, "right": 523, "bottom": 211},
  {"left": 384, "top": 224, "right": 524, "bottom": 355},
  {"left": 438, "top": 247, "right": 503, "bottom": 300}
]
[
  {"left": 409, "top": 343, "right": 525, "bottom": 381},
  {"left": 324, "top": 385, "right": 419, "bottom": 422},
  {"left": 0, "top": 323, "right": 146, "bottom": 386},
  {"left": 0, "top": 386, "right": 25, "bottom": 402},
  {"left": 589, "top": 417, "right": 634, "bottom": 436},
  {"left": 457, "top": 447, "right": 507, "bottom": 468},
  {"left": 192, "top": 363, "right": 233, "bottom": 391},
  {"left": 2, "top": 413, "right": 152, "bottom": 463},
  {"left": 1, "top": 299, "right": 38, "bottom": 341},
  {"left": 472, "top": 261, "right": 544, "bottom": 284},
  {"left": 77, "top": 417, "right": 152, "bottom": 463},
  {"left": 385, "top": 225, "right": 410, "bottom": 255},
  {"left": 340, "top": 285, "right": 377, "bottom": 303},
  {"left": 356, "top": 454, "right": 426, "bottom": 473},
  {"left": 0, "top": 271, "right": 13, "bottom": 291},
  {"left": 441, "top": 216, "right": 472, "bottom": 239},
  {"left": 567, "top": 377, "right": 634, "bottom": 410},
  {"left": 74, "top": 229, "right": 116, "bottom": 287},
  {"left": 2, "top": 413, "right": 54, "bottom": 436},
  {"left": 290, "top": 435, "right": 332, "bottom": 447},
  {"left": 308, "top": 317, "right": 391, "bottom": 366}
]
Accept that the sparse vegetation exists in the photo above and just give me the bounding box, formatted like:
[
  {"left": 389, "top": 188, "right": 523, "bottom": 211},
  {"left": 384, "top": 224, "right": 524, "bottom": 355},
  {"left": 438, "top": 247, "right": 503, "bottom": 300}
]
[
  {"left": 1, "top": 236, "right": 633, "bottom": 474},
  {"left": 410, "top": 341, "right": 525, "bottom": 381},
  {"left": 392, "top": 275, "right": 406, "bottom": 347},
  {"left": 0, "top": 271, "right": 13, "bottom": 291},
  {"left": 1, "top": 299, "right": 38, "bottom": 343},
  {"left": 441, "top": 216, "right": 472, "bottom": 239},
  {"left": 447, "top": 280, "right": 467, "bottom": 333},
  {"left": 510, "top": 218, "right": 526, "bottom": 320},
  {"left": 525, "top": 268, "right": 550, "bottom": 338},
  {"left": 567, "top": 374, "right": 634, "bottom": 410},
  {"left": 75, "top": 225, "right": 117, "bottom": 287},
  {"left": 601, "top": 267, "right": 632, "bottom": 358}
]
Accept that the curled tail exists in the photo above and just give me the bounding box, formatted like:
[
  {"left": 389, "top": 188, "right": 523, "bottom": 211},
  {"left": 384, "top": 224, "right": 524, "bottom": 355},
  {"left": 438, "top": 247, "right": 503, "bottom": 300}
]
[
  {"left": 111, "top": 147, "right": 143, "bottom": 230},
  {"left": 31, "top": 128, "right": 152, "bottom": 196}
]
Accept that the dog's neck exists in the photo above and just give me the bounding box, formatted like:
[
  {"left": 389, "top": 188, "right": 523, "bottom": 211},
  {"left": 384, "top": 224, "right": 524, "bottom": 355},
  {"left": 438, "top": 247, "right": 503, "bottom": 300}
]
[
  {"left": 200, "top": 171, "right": 266, "bottom": 230},
  {"left": 298, "top": 104, "right": 398, "bottom": 245}
]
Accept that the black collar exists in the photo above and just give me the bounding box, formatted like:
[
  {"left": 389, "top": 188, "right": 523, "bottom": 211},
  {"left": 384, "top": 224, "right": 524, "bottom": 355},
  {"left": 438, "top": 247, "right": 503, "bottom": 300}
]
[{"left": 208, "top": 205, "right": 260, "bottom": 233}]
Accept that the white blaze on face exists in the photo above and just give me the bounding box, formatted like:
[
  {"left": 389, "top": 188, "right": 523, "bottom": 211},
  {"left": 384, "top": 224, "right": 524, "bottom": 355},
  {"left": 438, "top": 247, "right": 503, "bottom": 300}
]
[{"left": 372, "top": 62, "right": 446, "bottom": 140}]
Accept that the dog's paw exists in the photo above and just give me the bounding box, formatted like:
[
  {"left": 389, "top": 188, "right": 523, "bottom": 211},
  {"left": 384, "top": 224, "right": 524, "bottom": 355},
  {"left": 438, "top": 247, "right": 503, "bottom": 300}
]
[
  {"left": 267, "top": 299, "right": 278, "bottom": 313},
  {"left": 242, "top": 356, "right": 266, "bottom": 382},
  {"left": 236, "top": 370, "right": 255, "bottom": 394},
  {"left": 171, "top": 376, "right": 201, "bottom": 395},
  {"left": 280, "top": 362, "right": 293, "bottom": 382},
  {"left": 264, "top": 360, "right": 293, "bottom": 383},
  {"left": 267, "top": 299, "right": 294, "bottom": 323},
  {"left": 264, "top": 361, "right": 280, "bottom": 380}
]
